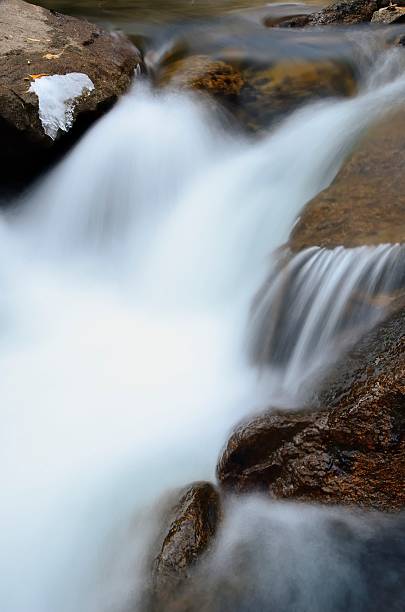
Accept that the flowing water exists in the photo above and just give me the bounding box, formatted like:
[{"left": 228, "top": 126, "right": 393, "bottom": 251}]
[
  {"left": 251, "top": 244, "right": 405, "bottom": 400},
  {"left": 1, "top": 27, "right": 405, "bottom": 612}
]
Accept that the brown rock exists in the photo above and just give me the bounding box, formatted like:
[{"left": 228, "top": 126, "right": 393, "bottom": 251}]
[
  {"left": 217, "top": 305, "right": 405, "bottom": 512},
  {"left": 310, "top": 0, "right": 379, "bottom": 24},
  {"left": 0, "top": 0, "right": 142, "bottom": 190},
  {"left": 151, "top": 482, "right": 221, "bottom": 609},
  {"left": 157, "top": 55, "right": 244, "bottom": 98},
  {"left": 159, "top": 55, "right": 355, "bottom": 132},
  {"left": 371, "top": 5, "right": 405, "bottom": 23},
  {"left": 281, "top": 0, "right": 380, "bottom": 27},
  {"left": 290, "top": 113, "right": 405, "bottom": 250},
  {"left": 237, "top": 59, "right": 356, "bottom": 132}
]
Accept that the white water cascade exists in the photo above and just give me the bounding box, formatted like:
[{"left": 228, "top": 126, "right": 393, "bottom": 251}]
[
  {"left": 0, "top": 53, "right": 404, "bottom": 612},
  {"left": 250, "top": 244, "right": 405, "bottom": 400}
]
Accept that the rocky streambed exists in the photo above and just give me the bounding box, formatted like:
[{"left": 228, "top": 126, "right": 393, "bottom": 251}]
[{"left": 0, "top": 1, "right": 404, "bottom": 611}]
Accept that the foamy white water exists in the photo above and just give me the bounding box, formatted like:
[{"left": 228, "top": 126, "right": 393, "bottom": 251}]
[{"left": 0, "top": 53, "right": 404, "bottom": 611}]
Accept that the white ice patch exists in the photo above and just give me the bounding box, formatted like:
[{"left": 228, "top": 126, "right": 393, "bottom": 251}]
[{"left": 29, "top": 73, "right": 95, "bottom": 140}]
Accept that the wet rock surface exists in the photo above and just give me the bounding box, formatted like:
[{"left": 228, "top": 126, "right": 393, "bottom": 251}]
[
  {"left": 308, "top": 0, "right": 379, "bottom": 25},
  {"left": 0, "top": 0, "right": 142, "bottom": 190},
  {"left": 149, "top": 502, "right": 405, "bottom": 612},
  {"left": 150, "top": 482, "right": 221, "bottom": 610},
  {"left": 236, "top": 59, "right": 356, "bottom": 131},
  {"left": 218, "top": 304, "right": 405, "bottom": 511},
  {"left": 157, "top": 55, "right": 244, "bottom": 98},
  {"left": 290, "top": 113, "right": 405, "bottom": 249},
  {"left": 274, "top": 0, "right": 381, "bottom": 27},
  {"left": 158, "top": 55, "right": 356, "bottom": 132}
]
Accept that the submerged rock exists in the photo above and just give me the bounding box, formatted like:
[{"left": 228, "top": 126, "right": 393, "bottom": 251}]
[
  {"left": 236, "top": 59, "right": 356, "bottom": 132},
  {"left": 290, "top": 113, "right": 405, "bottom": 249},
  {"left": 159, "top": 55, "right": 356, "bottom": 132},
  {"left": 0, "top": 0, "right": 142, "bottom": 190},
  {"left": 157, "top": 55, "right": 244, "bottom": 98},
  {"left": 217, "top": 303, "right": 405, "bottom": 512},
  {"left": 150, "top": 482, "right": 221, "bottom": 610}
]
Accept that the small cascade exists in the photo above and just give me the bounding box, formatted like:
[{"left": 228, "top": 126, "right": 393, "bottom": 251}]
[{"left": 250, "top": 244, "right": 405, "bottom": 399}]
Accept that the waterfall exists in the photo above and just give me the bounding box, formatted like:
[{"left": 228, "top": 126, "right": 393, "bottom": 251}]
[
  {"left": 250, "top": 244, "right": 405, "bottom": 401},
  {"left": 0, "top": 52, "right": 404, "bottom": 612}
]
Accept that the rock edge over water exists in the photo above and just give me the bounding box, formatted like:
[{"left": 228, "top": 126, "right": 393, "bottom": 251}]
[
  {"left": 0, "top": 0, "right": 142, "bottom": 190},
  {"left": 217, "top": 303, "right": 405, "bottom": 512}
]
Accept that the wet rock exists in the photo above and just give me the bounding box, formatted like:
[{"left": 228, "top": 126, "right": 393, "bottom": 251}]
[
  {"left": 157, "top": 55, "right": 244, "bottom": 98},
  {"left": 309, "top": 0, "right": 379, "bottom": 24},
  {"left": 371, "top": 5, "right": 405, "bottom": 23},
  {"left": 0, "top": 0, "right": 142, "bottom": 190},
  {"left": 217, "top": 304, "right": 405, "bottom": 512},
  {"left": 151, "top": 482, "right": 221, "bottom": 609},
  {"left": 236, "top": 59, "right": 356, "bottom": 132},
  {"left": 159, "top": 55, "right": 356, "bottom": 132},
  {"left": 290, "top": 113, "right": 405, "bottom": 249},
  {"left": 278, "top": 0, "right": 380, "bottom": 27}
]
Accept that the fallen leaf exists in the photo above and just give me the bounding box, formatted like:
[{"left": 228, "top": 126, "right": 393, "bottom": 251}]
[{"left": 28, "top": 73, "right": 50, "bottom": 80}]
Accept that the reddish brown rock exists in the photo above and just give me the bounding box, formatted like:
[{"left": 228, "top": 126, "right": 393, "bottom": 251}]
[
  {"left": 159, "top": 54, "right": 356, "bottom": 133},
  {"left": 150, "top": 482, "right": 221, "bottom": 609},
  {"left": 0, "top": 0, "right": 142, "bottom": 189},
  {"left": 217, "top": 305, "right": 405, "bottom": 512},
  {"left": 290, "top": 113, "right": 405, "bottom": 250},
  {"left": 157, "top": 55, "right": 244, "bottom": 98}
]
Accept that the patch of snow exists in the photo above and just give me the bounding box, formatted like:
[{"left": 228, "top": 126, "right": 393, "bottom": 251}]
[{"left": 29, "top": 73, "right": 95, "bottom": 140}]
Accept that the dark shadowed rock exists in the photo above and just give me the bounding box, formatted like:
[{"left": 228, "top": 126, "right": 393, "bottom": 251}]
[
  {"left": 290, "top": 113, "right": 405, "bottom": 250},
  {"left": 0, "top": 0, "right": 142, "bottom": 190},
  {"left": 217, "top": 304, "right": 405, "bottom": 512},
  {"left": 150, "top": 482, "right": 221, "bottom": 610}
]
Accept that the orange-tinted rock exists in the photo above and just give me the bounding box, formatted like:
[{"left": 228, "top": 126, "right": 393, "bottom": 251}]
[
  {"left": 159, "top": 55, "right": 356, "bottom": 132},
  {"left": 290, "top": 113, "right": 405, "bottom": 250},
  {"left": 217, "top": 305, "right": 405, "bottom": 512},
  {"left": 157, "top": 55, "right": 244, "bottom": 98}
]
